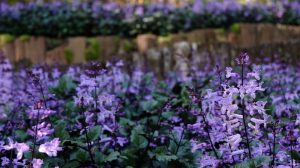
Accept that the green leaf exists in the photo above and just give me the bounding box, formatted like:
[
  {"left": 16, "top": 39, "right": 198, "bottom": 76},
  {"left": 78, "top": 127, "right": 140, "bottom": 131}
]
[
  {"left": 162, "top": 111, "right": 174, "bottom": 119},
  {"left": 62, "top": 140, "right": 85, "bottom": 150},
  {"left": 95, "top": 151, "right": 105, "bottom": 165},
  {"left": 87, "top": 125, "right": 101, "bottom": 141},
  {"left": 70, "top": 149, "right": 88, "bottom": 162},
  {"left": 156, "top": 154, "right": 177, "bottom": 162},
  {"left": 255, "top": 155, "right": 271, "bottom": 165},
  {"left": 130, "top": 125, "right": 148, "bottom": 149},
  {"left": 54, "top": 121, "right": 70, "bottom": 141},
  {"left": 49, "top": 75, "right": 77, "bottom": 98},
  {"left": 234, "top": 155, "right": 270, "bottom": 168},
  {"left": 15, "top": 130, "right": 29, "bottom": 141},
  {"left": 105, "top": 151, "right": 120, "bottom": 162},
  {"left": 153, "top": 146, "right": 178, "bottom": 162},
  {"left": 140, "top": 100, "right": 159, "bottom": 112},
  {"left": 64, "top": 101, "right": 76, "bottom": 117},
  {"left": 43, "top": 158, "right": 64, "bottom": 167},
  {"left": 291, "top": 151, "right": 300, "bottom": 162},
  {"left": 180, "top": 87, "right": 190, "bottom": 106},
  {"left": 62, "top": 161, "right": 80, "bottom": 168},
  {"left": 119, "top": 118, "right": 135, "bottom": 127}
]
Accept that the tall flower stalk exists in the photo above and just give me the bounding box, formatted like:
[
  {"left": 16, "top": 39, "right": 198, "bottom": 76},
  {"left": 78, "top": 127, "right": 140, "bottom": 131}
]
[
  {"left": 239, "top": 53, "right": 252, "bottom": 159},
  {"left": 31, "top": 101, "right": 42, "bottom": 161},
  {"left": 79, "top": 97, "right": 95, "bottom": 165},
  {"left": 271, "top": 120, "right": 278, "bottom": 167},
  {"left": 189, "top": 89, "right": 220, "bottom": 160}
]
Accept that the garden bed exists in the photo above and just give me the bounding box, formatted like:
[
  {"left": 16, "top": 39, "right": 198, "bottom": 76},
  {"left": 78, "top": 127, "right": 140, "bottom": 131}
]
[{"left": 0, "top": 51, "right": 300, "bottom": 167}]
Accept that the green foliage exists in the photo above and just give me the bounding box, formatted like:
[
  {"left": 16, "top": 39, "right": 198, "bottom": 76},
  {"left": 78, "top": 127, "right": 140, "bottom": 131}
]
[
  {"left": 156, "top": 154, "right": 177, "bottom": 162},
  {"left": 153, "top": 147, "right": 177, "bottom": 162},
  {"left": 15, "top": 130, "right": 29, "bottom": 141},
  {"left": 140, "top": 99, "right": 159, "bottom": 112},
  {"left": 46, "top": 38, "right": 65, "bottom": 50},
  {"left": 0, "top": 1, "right": 296, "bottom": 37},
  {"left": 54, "top": 121, "right": 71, "bottom": 141},
  {"left": 19, "top": 35, "right": 30, "bottom": 42},
  {"left": 104, "top": 151, "right": 120, "bottom": 162},
  {"left": 64, "top": 48, "right": 74, "bottom": 64},
  {"left": 70, "top": 149, "right": 88, "bottom": 162},
  {"left": 85, "top": 38, "right": 101, "bottom": 61},
  {"left": 61, "top": 162, "right": 80, "bottom": 168},
  {"left": 122, "top": 40, "right": 135, "bottom": 53},
  {"left": 130, "top": 125, "right": 148, "bottom": 149},
  {"left": 0, "top": 34, "right": 15, "bottom": 44},
  {"left": 43, "top": 158, "right": 64, "bottom": 168},
  {"left": 291, "top": 151, "right": 300, "bottom": 162},
  {"left": 157, "top": 35, "right": 172, "bottom": 44},
  {"left": 63, "top": 101, "right": 76, "bottom": 117},
  {"left": 230, "top": 23, "right": 241, "bottom": 34},
  {"left": 162, "top": 111, "right": 174, "bottom": 119},
  {"left": 49, "top": 75, "right": 77, "bottom": 99},
  {"left": 234, "top": 156, "right": 271, "bottom": 168},
  {"left": 87, "top": 125, "right": 101, "bottom": 141}
]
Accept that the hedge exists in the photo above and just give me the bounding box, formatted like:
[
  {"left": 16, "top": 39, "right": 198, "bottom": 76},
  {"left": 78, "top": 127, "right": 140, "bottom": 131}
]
[{"left": 0, "top": 0, "right": 300, "bottom": 38}]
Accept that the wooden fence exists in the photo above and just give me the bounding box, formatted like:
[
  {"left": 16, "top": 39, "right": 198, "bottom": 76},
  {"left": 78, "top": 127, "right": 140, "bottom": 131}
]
[{"left": 1, "top": 23, "right": 300, "bottom": 76}]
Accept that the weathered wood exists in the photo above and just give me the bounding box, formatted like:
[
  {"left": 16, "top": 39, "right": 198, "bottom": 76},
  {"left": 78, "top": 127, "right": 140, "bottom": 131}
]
[
  {"left": 24, "top": 37, "right": 46, "bottom": 64},
  {"left": 136, "top": 34, "right": 157, "bottom": 53},
  {"left": 96, "top": 36, "right": 120, "bottom": 62},
  {"left": 2, "top": 23, "right": 300, "bottom": 75},
  {"left": 14, "top": 39, "right": 26, "bottom": 61},
  {"left": 67, "top": 37, "right": 86, "bottom": 63},
  {"left": 45, "top": 45, "right": 66, "bottom": 65},
  {"left": 2, "top": 42, "right": 15, "bottom": 62}
]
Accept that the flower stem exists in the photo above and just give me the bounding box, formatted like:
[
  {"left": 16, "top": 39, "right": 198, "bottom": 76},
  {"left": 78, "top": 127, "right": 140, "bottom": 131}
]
[
  {"left": 290, "top": 137, "right": 294, "bottom": 168},
  {"left": 241, "top": 63, "right": 252, "bottom": 159},
  {"left": 175, "top": 129, "right": 185, "bottom": 155},
  {"left": 271, "top": 121, "right": 277, "bottom": 167},
  {"left": 31, "top": 108, "right": 40, "bottom": 161},
  {"left": 201, "top": 113, "right": 220, "bottom": 159},
  {"left": 80, "top": 98, "right": 95, "bottom": 165}
]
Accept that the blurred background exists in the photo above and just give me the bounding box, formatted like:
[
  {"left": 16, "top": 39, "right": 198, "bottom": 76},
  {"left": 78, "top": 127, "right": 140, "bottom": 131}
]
[
  {"left": 1, "top": 0, "right": 300, "bottom": 78},
  {"left": 0, "top": 0, "right": 279, "bottom": 5}
]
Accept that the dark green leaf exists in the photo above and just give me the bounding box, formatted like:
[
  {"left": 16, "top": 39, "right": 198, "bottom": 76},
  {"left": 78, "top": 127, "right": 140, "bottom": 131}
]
[{"left": 87, "top": 125, "right": 101, "bottom": 141}]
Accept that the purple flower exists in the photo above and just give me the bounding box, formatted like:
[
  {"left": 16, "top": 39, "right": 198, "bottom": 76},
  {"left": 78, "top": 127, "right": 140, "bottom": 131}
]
[
  {"left": 172, "top": 126, "right": 184, "bottom": 139},
  {"left": 296, "top": 114, "right": 300, "bottom": 126},
  {"left": 100, "top": 136, "right": 128, "bottom": 149},
  {"left": 225, "top": 67, "right": 238, "bottom": 78},
  {"left": 12, "top": 158, "right": 26, "bottom": 167},
  {"left": 32, "top": 158, "right": 43, "bottom": 168},
  {"left": 27, "top": 122, "right": 54, "bottom": 140},
  {"left": 198, "top": 155, "right": 220, "bottom": 168},
  {"left": 14, "top": 143, "right": 30, "bottom": 160},
  {"left": 236, "top": 52, "right": 250, "bottom": 65},
  {"left": 27, "top": 107, "right": 56, "bottom": 120},
  {"left": 246, "top": 101, "right": 266, "bottom": 116},
  {"left": 38, "top": 138, "right": 62, "bottom": 157},
  {"left": 1, "top": 157, "right": 10, "bottom": 166},
  {"left": 0, "top": 52, "right": 12, "bottom": 119},
  {"left": 192, "top": 0, "right": 203, "bottom": 14},
  {"left": 135, "top": 6, "right": 144, "bottom": 16},
  {"left": 1, "top": 138, "right": 29, "bottom": 160},
  {"left": 116, "top": 137, "right": 128, "bottom": 147}
]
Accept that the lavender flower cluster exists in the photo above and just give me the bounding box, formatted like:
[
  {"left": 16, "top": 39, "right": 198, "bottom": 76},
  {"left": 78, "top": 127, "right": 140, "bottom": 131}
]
[
  {"left": 1, "top": 0, "right": 300, "bottom": 37},
  {"left": 0, "top": 50, "right": 300, "bottom": 167}
]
